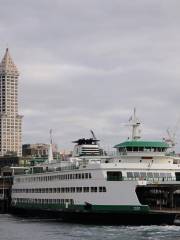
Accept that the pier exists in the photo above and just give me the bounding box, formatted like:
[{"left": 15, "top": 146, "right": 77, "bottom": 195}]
[{"left": 0, "top": 176, "right": 13, "bottom": 213}]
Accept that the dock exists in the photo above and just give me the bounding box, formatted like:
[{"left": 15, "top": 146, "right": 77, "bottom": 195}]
[{"left": 0, "top": 176, "right": 13, "bottom": 213}]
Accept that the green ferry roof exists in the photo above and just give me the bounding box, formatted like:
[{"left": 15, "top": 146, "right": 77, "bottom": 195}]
[{"left": 114, "top": 141, "right": 169, "bottom": 148}]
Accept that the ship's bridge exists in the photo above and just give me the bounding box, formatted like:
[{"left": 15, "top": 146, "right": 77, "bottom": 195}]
[{"left": 114, "top": 140, "right": 169, "bottom": 157}]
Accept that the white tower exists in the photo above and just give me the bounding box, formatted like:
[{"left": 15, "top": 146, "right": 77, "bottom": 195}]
[
  {"left": 0, "top": 48, "right": 23, "bottom": 156},
  {"left": 48, "top": 129, "right": 53, "bottom": 163}
]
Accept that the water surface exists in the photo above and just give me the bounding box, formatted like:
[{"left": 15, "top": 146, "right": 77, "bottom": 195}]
[{"left": 1, "top": 214, "right": 180, "bottom": 240}]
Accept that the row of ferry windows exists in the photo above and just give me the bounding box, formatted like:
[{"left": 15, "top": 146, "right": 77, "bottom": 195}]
[
  {"left": 126, "top": 172, "right": 172, "bottom": 179},
  {"left": 16, "top": 172, "right": 92, "bottom": 183},
  {"left": 119, "top": 147, "right": 166, "bottom": 152},
  {"left": 13, "top": 198, "right": 74, "bottom": 205},
  {"left": 12, "top": 186, "right": 107, "bottom": 194}
]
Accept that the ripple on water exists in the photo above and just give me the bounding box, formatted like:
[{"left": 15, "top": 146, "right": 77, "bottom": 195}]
[{"left": 1, "top": 215, "right": 180, "bottom": 240}]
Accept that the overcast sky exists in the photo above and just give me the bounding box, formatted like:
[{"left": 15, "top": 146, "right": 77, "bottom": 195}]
[{"left": 0, "top": 0, "right": 180, "bottom": 151}]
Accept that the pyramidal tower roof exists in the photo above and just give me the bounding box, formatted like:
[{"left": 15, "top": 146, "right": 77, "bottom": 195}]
[{"left": 0, "top": 48, "right": 19, "bottom": 76}]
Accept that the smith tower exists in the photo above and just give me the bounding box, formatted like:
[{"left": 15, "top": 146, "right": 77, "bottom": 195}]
[{"left": 0, "top": 48, "right": 22, "bottom": 156}]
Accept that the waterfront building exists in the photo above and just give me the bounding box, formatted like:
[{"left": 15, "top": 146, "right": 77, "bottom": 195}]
[
  {"left": 0, "top": 48, "right": 23, "bottom": 157},
  {"left": 22, "top": 143, "right": 59, "bottom": 159}
]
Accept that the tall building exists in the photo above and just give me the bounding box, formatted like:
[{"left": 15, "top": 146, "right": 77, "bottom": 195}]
[{"left": 0, "top": 48, "right": 23, "bottom": 156}]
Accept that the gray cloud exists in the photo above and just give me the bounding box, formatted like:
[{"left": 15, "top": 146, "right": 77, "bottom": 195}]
[{"left": 0, "top": 0, "right": 180, "bottom": 151}]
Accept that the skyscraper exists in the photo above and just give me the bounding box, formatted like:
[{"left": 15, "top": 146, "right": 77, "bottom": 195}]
[{"left": 0, "top": 48, "right": 22, "bottom": 156}]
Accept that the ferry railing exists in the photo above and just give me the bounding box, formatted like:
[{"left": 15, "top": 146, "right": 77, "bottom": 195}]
[{"left": 25, "top": 164, "right": 80, "bottom": 175}]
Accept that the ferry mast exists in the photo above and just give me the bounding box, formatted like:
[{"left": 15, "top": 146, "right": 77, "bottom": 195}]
[{"left": 128, "top": 108, "right": 141, "bottom": 140}]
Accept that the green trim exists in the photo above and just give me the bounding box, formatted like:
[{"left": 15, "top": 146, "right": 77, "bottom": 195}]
[
  {"left": 13, "top": 203, "right": 149, "bottom": 213},
  {"left": 114, "top": 141, "right": 169, "bottom": 149}
]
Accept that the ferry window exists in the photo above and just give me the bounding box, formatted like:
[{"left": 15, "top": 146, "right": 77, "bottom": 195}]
[
  {"left": 134, "top": 172, "right": 140, "bottom": 178},
  {"left": 85, "top": 173, "right": 88, "bottom": 179},
  {"left": 83, "top": 187, "right": 89, "bottom": 192},
  {"left": 127, "top": 147, "right": 132, "bottom": 151},
  {"left": 147, "top": 172, "right": 153, "bottom": 178},
  {"left": 175, "top": 172, "right": 180, "bottom": 181},
  {"left": 133, "top": 147, "right": 138, "bottom": 152},
  {"left": 107, "top": 171, "right": 122, "bottom": 181},
  {"left": 76, "top": 187, "right": 82, "bottom": 193},
  {"left": 153, "top": 172, "right": 159, "bottom": 178},
  {"left": 127, "top": 172, "right": 133, "bottom": 178},
  {"left": 82, "top": 173, "right": 85, "bottom": 179},
  {"left": 70, "top": 199, "right": 74, "bottom": 205},
  {"left": 140, "top": 172, "right": 146, "bottom": 178},
  {"left": 89, "top": 173, "right": 92, "bottom": 178},
  {"left": 166, "top": 173, "right": 171, "bottom": 178},
  {"left": 160, "top": 173, "right": 166, "bottom": 178},
  {"left": 99, "top": 186, "right": 106, "bottom": 192},
  {"left": 91, "top": 187, "right": 97, "bottom": 192}
]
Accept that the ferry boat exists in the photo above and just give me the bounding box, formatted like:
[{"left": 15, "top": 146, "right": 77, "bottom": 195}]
[{"left": 11, "top": 111, "right": 180, "bottom": 225}]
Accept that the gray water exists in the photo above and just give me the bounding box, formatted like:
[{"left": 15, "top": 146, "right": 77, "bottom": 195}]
[{"left": 1, "top": 214, "right": 180, "bottom": 240}]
